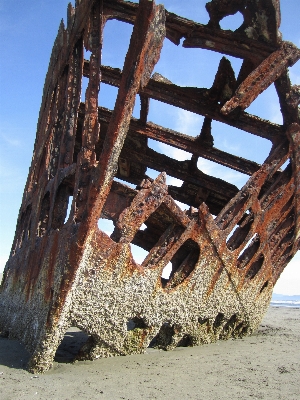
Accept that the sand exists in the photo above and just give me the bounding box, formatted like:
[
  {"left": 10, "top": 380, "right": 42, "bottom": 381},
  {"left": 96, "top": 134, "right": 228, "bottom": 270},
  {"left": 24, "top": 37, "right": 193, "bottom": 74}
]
[{"left": 0, "top": 306, "right": 299, "bottom": 400}]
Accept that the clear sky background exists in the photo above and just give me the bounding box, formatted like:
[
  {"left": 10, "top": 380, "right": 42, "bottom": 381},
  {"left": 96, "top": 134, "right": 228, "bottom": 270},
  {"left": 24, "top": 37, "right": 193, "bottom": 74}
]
[{"left": 0, "top": 0, "right": 299, "bottom": 295}]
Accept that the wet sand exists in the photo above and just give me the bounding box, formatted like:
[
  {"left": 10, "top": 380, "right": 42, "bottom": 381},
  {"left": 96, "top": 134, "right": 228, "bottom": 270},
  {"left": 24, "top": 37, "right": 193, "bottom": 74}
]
[{"left": 1, "top": 306, "right": 299, "bottom": 399}]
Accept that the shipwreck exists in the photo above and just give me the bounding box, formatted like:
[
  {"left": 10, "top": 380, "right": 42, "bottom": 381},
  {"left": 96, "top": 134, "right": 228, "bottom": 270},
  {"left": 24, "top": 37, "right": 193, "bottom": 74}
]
[{"left": 0, "top": 0, "right": 299, "bottom": 373}]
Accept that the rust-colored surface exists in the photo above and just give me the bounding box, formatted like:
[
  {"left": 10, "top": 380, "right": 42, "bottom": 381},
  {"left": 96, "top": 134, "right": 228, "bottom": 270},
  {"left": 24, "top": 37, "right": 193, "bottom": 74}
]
[{"left": 0, "top": 0, "right": 299, "bottom": 373}]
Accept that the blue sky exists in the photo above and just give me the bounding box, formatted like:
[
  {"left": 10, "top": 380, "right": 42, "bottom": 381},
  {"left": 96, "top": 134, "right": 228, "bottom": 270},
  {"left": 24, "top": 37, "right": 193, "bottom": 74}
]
[{"left": 0, "top": 0, "right": 299, "bottom": 294}]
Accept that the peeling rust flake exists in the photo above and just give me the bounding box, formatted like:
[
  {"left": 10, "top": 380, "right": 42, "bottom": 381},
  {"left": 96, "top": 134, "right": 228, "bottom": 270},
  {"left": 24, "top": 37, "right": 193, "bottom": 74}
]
[{"left": 0, "top": 0, "right": 299, "bottom": 373}]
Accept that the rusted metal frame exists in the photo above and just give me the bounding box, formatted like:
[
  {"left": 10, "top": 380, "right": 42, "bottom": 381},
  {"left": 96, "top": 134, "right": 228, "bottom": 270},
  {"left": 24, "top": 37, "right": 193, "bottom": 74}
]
[
  {"left": 166, "top": 186, "right": 227, "bottom": 217},
  {"left": 259, "top": 0, "right": 281, "bottom": 43},
  {"left": 140, "top": 218, "right": 200, "bottom": 278},
  {"left": 256, "top": 144, "right": 295, "bottom": 255},
  {"left": 262, "top": 206, "right": 294, "bottom": 255},
  {"left": 25, "top": 70, "right": 70, "bottom": 248},
  {"left": 46, "top": 96, "right": 64, "bottom": 180},
  {"left": 65, "top": 0, "right": 98, "bottom": 70},
  {"left": 162, "top": 195, "right": 191, "bottom": 227},
  {"left": 148, "top": 0, "right": 270, "bottom": 51},
  {"left": 253, "top": 180, "right": 295, "bottom": 276},
  {"left": 133, "top": 210, "right": 189, "bottom": 253},
  {"left": 209, "top": 56, "right": 236, "bottom": 105},
  {"left": 73, "top": 0, "right": 103, "bottom": 223},
  {"left": 206, "top": 196, "right": 262, "bottom": 277},
  {"left": 82, "top": 0, "right": 166, "bottom": 227},
  {"left": 221, "top": 42, "right": 300, "bottom": 115},
  {"left": 259, "top": 165, "right": 292, "bottom": 218},
  {"left": 139, "top": 95, "right": 150, "bottom": 125},
  {"left": 22, "top": 1, "right": 92, "bottom": 239},
  {"left": 140, "top": 79, "right": 284, "bottom": 142},
  {"left": 272, "top": 225, "right": 295, "bottom": 260},
  {"left": 103, "top": 0, "right": 136, "bottom": 24},
  {"left": 182, "top": 32, "right": 274, "bottom": 63},
  {"left": 160, "top": 180, "right": 235, "bottom": 215},
  {"left": 257, "top": 179, "right": 295, "bottom": 285},
  {"left": 163, "top": 223, "right": 202, "bottom": 290},
  {"left": 45, "top": 69, "right": 71, "bottom": 180},
  {"left": 235, "top": 59, "right": 260, "bottom": 88},
  {"left": 240, "top": 252, "right": 272, "bottom": 291},
  {"left": 225, "top": 210, "right": 254, "bottom": 252},
  {"left": 24, "top": 85, "right": 59, "bottom": 202},
  {"left": 176, "top": 13, "right": 275, "bottom": 55},
  {"left": 140, "top": 223, "right": 184, "bottom": 269},
  {"left": 206, "top": 0, "right": 280, "bottom": 45},
  {"left": 36, "top": 0, "right": 92, "bottom": 138},
  {"left": 232, "top": 191, "right": 293, "bottom": 274},
  {"left": 27, "top": 36, "right": 68, "bottom": 195},
  {"left": 35, "top": 21, "right": 68, "bottom": 137},
  {"left": 103, "top": 174, "right": 222, "bottom": 229},
  {"left": 268, "top": 204, "right": 295, "bottom": 260},
  {"left": 35, "top": 0, "right": 94, "bottom": 140},
  {"left": 215, "top": 138, "right": 290, "bottom": 231},
  {"left": 67, "top": 2, "right": 76, "bottom": 31},
  {"left": 103, "top": 0, "right": 189, "bottom": 45},
  {"left": 103, "top": 0, "right": 277, "bottom": 59},
  {"left": 31, "top": 24, "right": 80, "bottom": 197},
  {"left": 14, "top": 206, "right": 32, "bottom": 253},
  {"left": 46, "top": 169, "right": 76, "bottom": 233},
  {"left": 286, "top": 123, "right": 300, "bottom": 251},
  {"left": 131, "top": 120, "right": 260, "bottom": 176},
  {"left": 92, "top": 104, "right": 260, "bottom": 176},
  {"left": 212, "top": 190, "right": 290, "bottom": 287},
  {"left": 82, "top": 4, "right": 103, "bottom": 150},
  {"left": 197, "top": 117, "right": 214, "bottom": 148},
  {"left": 120, "top": 144, "right": 239, "bottom": 200},
  {"left": 198, "top": 201, "right": 270, "bottom": 300},
  {"left": 197, "top": 203, "right": 247, "bottom": 300},
  {"left": 94, "top": 105, "right": 260, "bottom": 175},
  {"left": 132, "top": 229, "right": 161, "bottom": 252},
  {"left": 216, "top": 169, "right": 284, "bottom": 254},
  {"left": 103, "top": 178, "right": 191, "bottom": 252},
  {"left": 83, "top": 63, "right": 285, "bottom": 142},
  {"left": 58, "top": 38, "right": 84, "bottom": 169},
  {"left": 274, "top": 72, "right": 300, "bottom": 126},
  {"left": 204, "top": 0, "right": 244, "bottom": 30},
  {"left": 44, "top": 165, "right": 77, "bottom": 199},
  {"left": 100, "top": 180, "right": 138, "bottom": 222},
  {"left": 236, "top": 234, "right": 262, "bottom": 274},
  {"left": 112, "top": 173, "right": 168, "bottom": 243}
]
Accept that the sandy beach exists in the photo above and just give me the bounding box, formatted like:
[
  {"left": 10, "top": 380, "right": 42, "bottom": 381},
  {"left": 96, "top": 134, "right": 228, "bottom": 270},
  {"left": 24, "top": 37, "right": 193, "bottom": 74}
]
[{"left": 0, "top": 305, "right": 299, "bottom": 399}]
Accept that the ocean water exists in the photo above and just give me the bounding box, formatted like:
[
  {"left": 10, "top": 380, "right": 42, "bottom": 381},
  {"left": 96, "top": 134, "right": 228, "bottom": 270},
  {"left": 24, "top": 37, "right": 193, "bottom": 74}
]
[
  {"left": 270, "top": 300, "right": 300, "bottom": 308},
  {"left": 271, "top": 294, "right": 300, "bottom": 308}
]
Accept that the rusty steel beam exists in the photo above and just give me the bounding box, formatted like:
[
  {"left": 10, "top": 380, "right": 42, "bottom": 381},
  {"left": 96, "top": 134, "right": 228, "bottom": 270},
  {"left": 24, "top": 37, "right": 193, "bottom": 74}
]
[
  {"left": 0, "top": 0, "right": 299, "bottom": 374},
  {"left": 104, "top": 0, "right": 279, "bottom": 57},
  {"left": 287, "top": 123, "right": 300, "bottom": 250},
  {"left": 83, "top": 62, "right": 285, "bottom": 142},
  {"left": 120, "top": 146, "right": 239, "bottom": 201},
  {"left": 221, "top": 42, "right": 300, "bottom": 115},
  {"left": 95, "top": 105, "right": 261, "bottom": 175}
]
